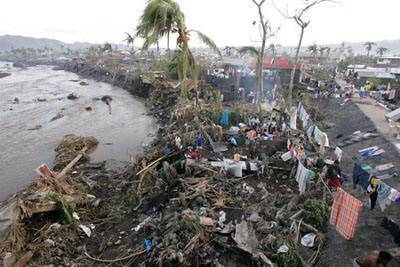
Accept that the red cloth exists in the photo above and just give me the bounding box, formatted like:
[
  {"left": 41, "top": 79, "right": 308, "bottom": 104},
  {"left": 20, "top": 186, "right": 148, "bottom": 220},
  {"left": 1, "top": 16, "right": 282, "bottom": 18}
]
[
  {"left": 328, "top": 178, "right": 342, "bottom": 188},
  {"left": 330, "top": 187, "right": 363, "bottom": 240},
  {"left": 191, "top": 150, "right": 200, "bottom": 159}
]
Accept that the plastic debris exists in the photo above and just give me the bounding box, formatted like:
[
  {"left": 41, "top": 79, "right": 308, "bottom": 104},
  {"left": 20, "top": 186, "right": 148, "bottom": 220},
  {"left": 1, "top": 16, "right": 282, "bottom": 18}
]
[
  {"left": 145, "top": 239, "right": 152, "bottom": 253},
  {"left": 218, "top": 210, "right": 226, "bottom": 227},
  {"left": 133, "top": 217, "right": 151, "bottom": 232},
  {"left": 72, "top": 212, "right": 80, "bottom": 220},
  {"left": 277, "top": 245, "right": 289, "bottom": 253},
  {"left": 301, "top": 233, "right": 317, "bottom": 248},
  {"left": 79, "top": 225, "right": 92, "bottom": 237}
]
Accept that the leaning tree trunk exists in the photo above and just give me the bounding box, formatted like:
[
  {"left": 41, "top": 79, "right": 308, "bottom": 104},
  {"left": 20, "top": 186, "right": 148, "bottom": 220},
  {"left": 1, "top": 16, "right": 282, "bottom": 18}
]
[
  {"left": 288, "top": 26, "right": 305, "bottom": 109},
  {"left": 167, "top": 31, "right": 170, "bottom": 60}
]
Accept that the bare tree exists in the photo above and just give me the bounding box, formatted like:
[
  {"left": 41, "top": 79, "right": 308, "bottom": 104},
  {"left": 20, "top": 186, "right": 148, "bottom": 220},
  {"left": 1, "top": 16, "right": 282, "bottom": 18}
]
[
  {"left": 247, "top": 0, "right": 277, "bottom": 113},
  {"left": 274, "top": 0, "right": 333, "bottom": 109}
]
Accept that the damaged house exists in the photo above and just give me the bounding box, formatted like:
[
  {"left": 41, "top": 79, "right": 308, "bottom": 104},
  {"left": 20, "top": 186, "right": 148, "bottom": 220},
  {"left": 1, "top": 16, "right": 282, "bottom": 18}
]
[{"left": 206, "top": 56, "right": 303, "bottom": 102}]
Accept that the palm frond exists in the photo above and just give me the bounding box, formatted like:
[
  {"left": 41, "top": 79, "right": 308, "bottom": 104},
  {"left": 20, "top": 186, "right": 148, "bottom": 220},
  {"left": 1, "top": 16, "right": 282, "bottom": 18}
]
[
  {"left": 238, "top": 46, "right": 260, "bottom": 57},
  {"left": 189, "top": 30, "right": 221, "bottom": 57}
]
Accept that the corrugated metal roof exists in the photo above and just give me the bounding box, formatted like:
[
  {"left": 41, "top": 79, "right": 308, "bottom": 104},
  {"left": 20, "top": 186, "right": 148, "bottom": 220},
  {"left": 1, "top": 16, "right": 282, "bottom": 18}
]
[{"left": 248, "top": 57, "right": 302, "bottom": 70}]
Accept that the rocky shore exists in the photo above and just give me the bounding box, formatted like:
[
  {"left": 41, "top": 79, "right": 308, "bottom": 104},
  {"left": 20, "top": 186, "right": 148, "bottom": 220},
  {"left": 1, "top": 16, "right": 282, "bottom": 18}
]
[{"left": 0, "top": 72, "right": 11, "bottom": 79}]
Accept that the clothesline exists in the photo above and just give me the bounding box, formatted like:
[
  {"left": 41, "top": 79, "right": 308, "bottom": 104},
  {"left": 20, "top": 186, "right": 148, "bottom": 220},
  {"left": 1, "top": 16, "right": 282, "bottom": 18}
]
[{"left": 297, "top": 102, "right": 330, "bottom": 149}]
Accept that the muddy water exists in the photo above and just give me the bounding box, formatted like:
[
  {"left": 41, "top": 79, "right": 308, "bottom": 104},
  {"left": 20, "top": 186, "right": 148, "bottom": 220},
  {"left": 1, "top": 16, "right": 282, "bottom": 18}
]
[{"left": 0, "top": 62, "right": 156, "bottom": 200}]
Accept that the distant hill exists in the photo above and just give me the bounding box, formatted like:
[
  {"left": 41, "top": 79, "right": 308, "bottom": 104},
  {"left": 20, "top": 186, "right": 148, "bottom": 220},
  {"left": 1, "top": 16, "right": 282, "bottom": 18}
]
[{"left": 0, "top": 35, "right": 97, "bottom": 52}]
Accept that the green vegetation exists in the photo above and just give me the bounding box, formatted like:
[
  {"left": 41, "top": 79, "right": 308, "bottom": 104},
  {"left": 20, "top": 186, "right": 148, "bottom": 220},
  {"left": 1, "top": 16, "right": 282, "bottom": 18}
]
[
  {"left": 303, "top": 198, "right": 328, "bottom": 229},
  {"left": 135, "top": 0, "right": 221, "bottom": 102}
]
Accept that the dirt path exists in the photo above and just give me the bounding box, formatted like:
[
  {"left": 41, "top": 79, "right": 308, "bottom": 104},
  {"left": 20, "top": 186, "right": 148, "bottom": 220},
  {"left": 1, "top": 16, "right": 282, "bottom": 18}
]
[
  {"left": 319, "top": 96, "right": 400, "bottom": 266},
  {"left": 353, "top": 97, "right": 400, "bottom": 154}
]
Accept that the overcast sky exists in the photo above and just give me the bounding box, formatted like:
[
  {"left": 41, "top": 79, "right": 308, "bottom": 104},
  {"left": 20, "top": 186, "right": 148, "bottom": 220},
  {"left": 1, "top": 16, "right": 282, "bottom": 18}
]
[{"left": 1, "top": 0, "right": 399, "bottom": 47}]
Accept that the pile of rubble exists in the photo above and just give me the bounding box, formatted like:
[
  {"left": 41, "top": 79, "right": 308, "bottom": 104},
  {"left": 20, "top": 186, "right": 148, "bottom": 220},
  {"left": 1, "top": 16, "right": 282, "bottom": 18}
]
[{"left": 1, "top": 95, "right": 333, "bottom": 266}]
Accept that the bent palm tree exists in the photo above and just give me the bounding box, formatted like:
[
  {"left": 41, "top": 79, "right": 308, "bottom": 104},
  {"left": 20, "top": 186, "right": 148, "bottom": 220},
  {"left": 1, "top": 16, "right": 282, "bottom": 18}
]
[
  {"left": 376, "top": 47, "right": 388, "bottom": 57},
  {"left": 136, "top": 0, "right": 183, "bottom": 58},
  {"left": 136, "top": 0, "right": 221, "bottom": 100},
  {"left": 364, "top": 42, "right": 376, "bottom": 57},
  {"left": 124, "top": 33, "right": 135, "bottom": 51},
  {"left": 308, "top": 43, "right": 318, "bottom": 59}
]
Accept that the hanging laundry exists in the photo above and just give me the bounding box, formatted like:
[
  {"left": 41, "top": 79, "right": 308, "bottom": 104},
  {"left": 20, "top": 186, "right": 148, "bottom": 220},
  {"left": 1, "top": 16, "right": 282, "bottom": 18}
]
[
  {"left": 335, "top": 147, "right": 343, "bottom": 162},
  {"left": 377, "top": 182, "right": 392, "bottom": 211},
  {"left": 352, "top": 163, "right": 371, "bottom": 190},
  {"left": 330, "top": 187, "right": 363, "bottom": 240},
  {"left": 290, "top": 107, "right": 297, "bottom": 130},
  {"left": 302, "top": 113, "right": 310, "bottom": 129},
  {"left": 389, "top": 188, "right": 400, "bottom": 202},
  {"left": 307, "top": 124, "right": 316, "bottom": 141},
  {"left": 389, "top": 89, "right": 396, "bottom": 100},
  {"left": 313, "top": 126, "right": 330, "bottom": 147},
  {"left": 295, "top": 162, "right": 309, "bottom": 194}
]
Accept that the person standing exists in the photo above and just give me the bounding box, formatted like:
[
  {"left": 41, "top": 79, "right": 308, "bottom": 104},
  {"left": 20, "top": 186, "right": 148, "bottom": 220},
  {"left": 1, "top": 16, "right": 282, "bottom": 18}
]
[{"left": 367, "top": 176, "right": 379, "bottom": 210}]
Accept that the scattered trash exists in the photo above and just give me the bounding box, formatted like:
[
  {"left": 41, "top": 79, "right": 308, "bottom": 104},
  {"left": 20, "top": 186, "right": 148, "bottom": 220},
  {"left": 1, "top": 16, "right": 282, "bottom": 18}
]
[
  {"left": 72, "top": 212, "right": 80, "bottom": 220},
  {"left": 145, "top": 239, "right": 152, "bottom": 253},
  {"left": 277, "top": 245, "right": 289, "bottom": 253},
  {"left": 301, "top": 233, "right": 317, "bottom": 248},
  {"left": 249, "top": 212, "right": 261, "bottom": 223},
  {"left": 79, "top": 225, "right": 92, "bottom": 237},
  {"left": 44, "top": 238, "right": 56, "bottom": 246},
  {"left": 50, "top": 111, "right": 65, "bottom": 122},
  {"left": 234, "top": 221, "right": 259, "bottom": 254},
  {"left": 27, "top": 125, "right": 42, "bottom": 131},
  {"left": 133, "top": 217, "right": 151, "bottom": 232},
  {"left": 79, "top": 81, "right": 89, "bottom": 86},
  {"left": 67, "top": 92, "right": 79, "bottom": 100},
  {"left": 218, "top": 210, "right": 226, "bottom": 227}
]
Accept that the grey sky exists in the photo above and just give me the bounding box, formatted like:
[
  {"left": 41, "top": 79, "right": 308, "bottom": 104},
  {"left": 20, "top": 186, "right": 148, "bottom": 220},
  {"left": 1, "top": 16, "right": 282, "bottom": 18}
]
[{"left": 1, "top": 0, "right": 399, "bottom": 46}]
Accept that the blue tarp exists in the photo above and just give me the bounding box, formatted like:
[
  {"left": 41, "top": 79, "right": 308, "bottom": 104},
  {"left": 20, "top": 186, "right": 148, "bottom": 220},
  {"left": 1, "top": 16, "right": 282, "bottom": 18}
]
[{"left": 220, "top": 108, "right": 229, "bottom": 127}]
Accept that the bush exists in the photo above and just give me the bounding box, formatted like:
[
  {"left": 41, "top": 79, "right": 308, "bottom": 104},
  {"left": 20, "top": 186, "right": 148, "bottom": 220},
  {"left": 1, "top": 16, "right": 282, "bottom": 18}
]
[{"left": 303, "top": 199, "right": 328, "bottom": 229}]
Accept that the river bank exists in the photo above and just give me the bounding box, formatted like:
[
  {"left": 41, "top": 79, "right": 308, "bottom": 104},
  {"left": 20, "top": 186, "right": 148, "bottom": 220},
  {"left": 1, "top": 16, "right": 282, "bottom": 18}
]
[
  {"left": 0, "top": 62, "right": 156, "bottom": 200},
  {"left": 3, "top": 59, "right": 399, "bottom": 266},
  {"left": 1, "top": 72, "right": 336, "bottom": 267},
  {"left": 61, "top": 60, "right": 179, "bottom": 126}
]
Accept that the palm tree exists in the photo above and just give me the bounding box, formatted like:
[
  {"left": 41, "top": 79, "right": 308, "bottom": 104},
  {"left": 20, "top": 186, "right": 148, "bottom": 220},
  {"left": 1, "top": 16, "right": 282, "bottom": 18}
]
[
  {"left": 376, "top": 47, "right": 389, "bottom": 57},
  {"left": 308, "top": 43, "right": 318, "bottom": 59},
  {"left": 268, "top": 43, "right": 281, "bottom": 58},
  {"left": 325, "top": 47, "right": 331, "bottom": 58},
  {"left": 102, "top": 42, "right": 113, "bottom": 53},
  {"left": 223, "top": 46, "right": 234, "bottom": 57},
  {"left": 136, "top": 0, "right": 182, "bottom": 59},
  {"left": 364, "top": 42, "right": 377, "bottom": 57},
  {"left": 136, "top": 0, "right": 221, "bottom": 100},
  {"left": 318, "top": 46, "right": 326, "bottom": 58},
  {"left": 124, "top": 33, "right": 135, "bottom": 51}
]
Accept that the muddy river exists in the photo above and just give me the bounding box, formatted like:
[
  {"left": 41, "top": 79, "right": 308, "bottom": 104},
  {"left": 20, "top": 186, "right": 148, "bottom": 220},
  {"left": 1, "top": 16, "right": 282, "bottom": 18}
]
[{"left": 0, "top": 62, "right": 156, "bottom": 200}]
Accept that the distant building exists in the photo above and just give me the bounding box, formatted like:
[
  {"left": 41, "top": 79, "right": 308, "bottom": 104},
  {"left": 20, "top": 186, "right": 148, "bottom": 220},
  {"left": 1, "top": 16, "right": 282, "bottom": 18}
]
[
  {"left": 377, "top": 56, "right": 400, "bottom": 68},
  {"left": 205, "top": 56, "right": 303, "bottom": 102},
  {"left": 351, "top": 67, "right": 395, "bottom": 85},
  {"left": 248, "top": 56, "right": 303, "bottom": 86}
]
